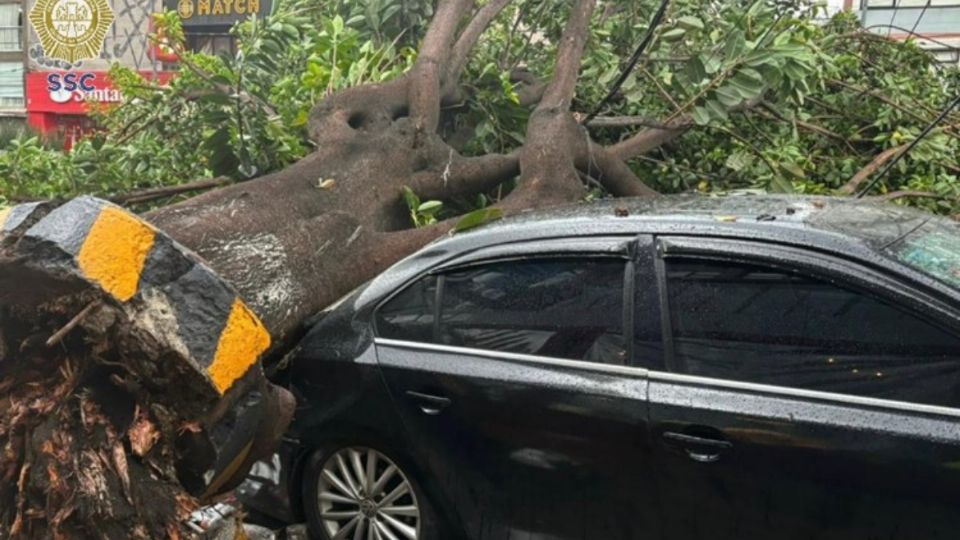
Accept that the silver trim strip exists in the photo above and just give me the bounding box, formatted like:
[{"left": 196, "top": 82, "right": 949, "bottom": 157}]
[
  {"left": 374, "top": 338, "right": 648, "bottom": 378},
  {"left": 647, "top": 370, "right": 960, "bottom": 419},
  {"left": 374, "top": 339, "right": 960, "bottom": 419}
]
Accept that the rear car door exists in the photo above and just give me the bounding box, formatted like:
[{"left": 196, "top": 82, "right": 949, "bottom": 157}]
[
  {"left": 650, "top": 237, "right": 960, "bottom": 540},
  {"left": 373, "top": 238, "right": 663, "bottom": 540}
]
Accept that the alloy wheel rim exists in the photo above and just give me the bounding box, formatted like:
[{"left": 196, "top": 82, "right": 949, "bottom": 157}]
[{"left": 317, "top": 447, "right": 421, "bottom": 540}]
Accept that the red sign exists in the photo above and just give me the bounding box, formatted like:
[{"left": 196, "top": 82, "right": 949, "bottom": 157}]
[
  {"left": 26, "top": 70, "right": 177, "bottom": 148},
  {"left": 26, "top": 71, "right": 176, "bottom": 114}
]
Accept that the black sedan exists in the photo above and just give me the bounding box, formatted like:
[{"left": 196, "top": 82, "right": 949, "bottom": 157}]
[{"left": 247, "top": 195, "right": 960, "bottom": 540}]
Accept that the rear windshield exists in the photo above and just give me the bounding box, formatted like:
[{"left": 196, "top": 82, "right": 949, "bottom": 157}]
[{"left": 887, "top": 221, "right": 960, "bottom": 290}]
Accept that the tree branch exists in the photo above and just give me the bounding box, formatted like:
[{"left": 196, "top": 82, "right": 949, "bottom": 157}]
[
  {"left": 584, "top": 115, "right": 674, "bottom": 129},
  {"left": 511, "top": 68, "right": 548, "bottom": 107},
  {"left": 407, "top": 151, "right": 520, "bottom": 199},
  {"left": 409, "top": 0, "right": 476, "bottom": 133},
  {"left": 870, "top": 190, "right": 951, "bottom": 203},
  {"left": 110, "top": 177, "right": 231, "bottom": 205},
  {"left": 758, "top": 102, "right": 852, "bottom": 144},
  {"left": 578, "top": 142, "right": 660, "bottom": 197},
  {"left": 607, "top": 98, "right": 764, "bottom": 162},
  {"left": 829, "top": 79, "right": 960, "bottom": 138},
  {"left": 607, "top": 116, "right": 694, "bottom": 161},
  {"left": 538, "top": 0, "right": 596, "bottom": 111},
  {"left": 506, "top": 0, "right": 598, "bottom": 211},
  {"left": 447, "top": 0, "right": 513, "bottom": 88},
  {"left": 839, "top": 143, "right": 908, "bottom": 195}
]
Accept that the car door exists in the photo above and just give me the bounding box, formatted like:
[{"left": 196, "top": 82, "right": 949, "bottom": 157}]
[
  {"left": 649, "top": 236, "right": 960, "bottom": 540},
  {"left": 373, "top": 238, "right": 663, "bottom": 540}
]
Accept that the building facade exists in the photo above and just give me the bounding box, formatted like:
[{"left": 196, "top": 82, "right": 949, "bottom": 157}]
[
  {"left": 21, "top": 0, "right": 170, "bottom": 144},
  {"left": 0, "top": 0, "right": 272, "bottom": 144},
  {"left": 854, "top": 0, "right": 960, "bottom": 64},
  {"left": 0, "top": 0, "right": 25, "bottom": 114},
  {"left": 165, "top": 0, "right": 273, "bottom": 55}
]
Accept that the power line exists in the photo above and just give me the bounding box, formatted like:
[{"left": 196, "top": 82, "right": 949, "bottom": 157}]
[
  {"left": 908, "top": 0, "right": 932, "bottom": 39},
  {"left": 865, "top": 24, "right": 960, "bottom": 52},
  {"left": 887, "top": 0, "right": 899, "bottom": 38},
  {"left": 581, "top": 0, "right": 670, "bottom": 124},
  {"left": 856, "top": 93, "right": 960, "bottom": 198}
]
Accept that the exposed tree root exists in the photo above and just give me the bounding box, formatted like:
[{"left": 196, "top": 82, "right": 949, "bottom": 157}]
[{"left": 1, "top": 296, "right": 198, "bottom": 539}]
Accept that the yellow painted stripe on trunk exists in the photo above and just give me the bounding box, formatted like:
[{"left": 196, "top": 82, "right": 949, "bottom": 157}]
[
  {"left": 77, "top": 207, "right": 157, "bottom": 302},
  {"left": 0, "top": 206, "right": 11, "bottom": 229},
  {"left": 208, "top": 299, "right": 271, "bottom": 394}
]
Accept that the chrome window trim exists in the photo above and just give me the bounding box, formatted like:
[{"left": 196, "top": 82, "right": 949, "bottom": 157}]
[
  {"left": 375, "top": 338, "right": 960, "bottom": 419},
  {"left": 374, "top": 338, "right": 648, "bottom": 378},
  {"left": 649, "top": 371, "right": 960, "bottom": 419}
]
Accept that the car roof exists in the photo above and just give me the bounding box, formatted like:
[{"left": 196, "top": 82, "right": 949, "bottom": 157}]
[
  {"left": 356, "top": 194, "right": 959, "bottom": 309},
  {"left": 462, "top": 194, "right": 949, "bottom": 249}
]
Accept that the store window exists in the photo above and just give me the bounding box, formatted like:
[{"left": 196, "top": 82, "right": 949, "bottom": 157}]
[{"left": 186, "top": 33, "right": 237, "bottom": 56}]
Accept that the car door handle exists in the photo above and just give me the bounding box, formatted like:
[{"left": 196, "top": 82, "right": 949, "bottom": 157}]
[
  {"left": 662, "top": 431, "right": 733, "bottom": 463},
  {"left": 404, "top": 391, "right": 452, "bottom": 416}
]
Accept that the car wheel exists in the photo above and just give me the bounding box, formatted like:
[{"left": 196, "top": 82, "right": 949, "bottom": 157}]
[{"left": 302, "top": 440, "right": 441, "bottom": 540}]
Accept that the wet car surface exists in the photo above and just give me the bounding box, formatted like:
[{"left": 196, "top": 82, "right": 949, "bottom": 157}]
[{"left": 244, "top": 194, "right": 960, "bottom": 540}]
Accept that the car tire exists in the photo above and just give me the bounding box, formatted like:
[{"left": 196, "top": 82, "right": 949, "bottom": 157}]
[{"left": 302, "top": 437, "right": 442, "bottom": 540}]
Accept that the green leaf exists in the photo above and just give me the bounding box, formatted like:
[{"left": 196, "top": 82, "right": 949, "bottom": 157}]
[
  {"left": 454, "top": 208, "right": 504, "bottom": 233},
  {"left": 684, "top": 56, "right": 707, "bottom": 85},
  {"left": 677, "top": 16, "right": 704, "bottom": 31},
  {"left": 770, "top": 174, "right": 795, "bottom": 194},
  {"left": 744, "top": 51, "right": 775, "bottom": 67},
  {"left": 417, "top": 200, "right": 443, "bottom": 214},
  {"left": 780, "top": 162, "right": 806, "bottom": 179},
  {"left": 738, "top": 67, "right": 763, "bottom": 82},
  {"left": 700, "top": 53, "right": 723, "bottom": 75},
  {"left": 661, "top": 28, "right": 687, "bottom": 42},
  {"left": 729, "top": 72, "right": 765, "bottom": 99},
  {"left": 724, "top": 31, "right": 747, "bottom": 60},
  {"left": 704, "top": 98, "right": 729, "bottom": 121},
  {"left": 599, "top": 64, "right": 620, "bottom": 85},
  {"left": 401, "top": 186, "right": 420, "bottom": 211},
  {"left": 782, "top": 61, "right": 807, "bottom": 81},
  {"left": 725, "top": 151, "right": 753, "bottom": 171},
  {"left": 692, "top": 106, "right": 712, "bottom": 126},
  {"left": 715, "top": 85, "right": 743, "bottom": 108}
]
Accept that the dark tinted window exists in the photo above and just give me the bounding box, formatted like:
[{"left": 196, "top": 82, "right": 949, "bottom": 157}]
[
  {"left": 666, "top": 259, "right": 960, "bottom": 408},
  {"left": 376, "top": 276, "right": 438, "bottom": 342},
  {"left": 377, "top": 259, "right": 629, "bottom": 364},
  {"left": 438, "top": 258, "right": 627, "bottom": 364}
]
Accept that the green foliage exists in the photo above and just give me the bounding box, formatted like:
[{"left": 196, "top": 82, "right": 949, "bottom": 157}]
[
  {"left": 402, "top": 186, "right": 444, "bottom": 227},
  {"left": 454, "top": 207, "right": 504, "bottom": 232}
]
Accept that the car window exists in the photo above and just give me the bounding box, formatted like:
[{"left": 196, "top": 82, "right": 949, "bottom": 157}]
[
  {"left": 665, "top": 259, "right": 960, "bottom": 408},
  {"left": 376, "top": 275, "right": 439, "bottom": 343},
  {"left": 378, "top": 258, "right": 628, "bottom": 364},
  {"left": 437, "top": 258, "right": 627, "bottom": 364}
]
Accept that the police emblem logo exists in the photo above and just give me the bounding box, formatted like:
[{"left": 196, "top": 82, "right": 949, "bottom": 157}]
[
  {"left": 29, "top": 0, "right": 115, "bottom": 63},
  {"left": 177, "top": 0, "right": 194, "bottom": 19}
]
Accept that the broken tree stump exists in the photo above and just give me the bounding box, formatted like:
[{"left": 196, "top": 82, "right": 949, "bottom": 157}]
[{"left": 0, "top": 197, "right": 294, "bottom": 539}]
